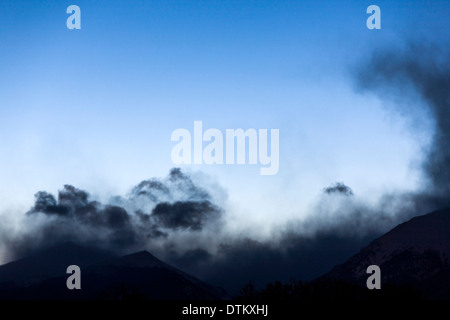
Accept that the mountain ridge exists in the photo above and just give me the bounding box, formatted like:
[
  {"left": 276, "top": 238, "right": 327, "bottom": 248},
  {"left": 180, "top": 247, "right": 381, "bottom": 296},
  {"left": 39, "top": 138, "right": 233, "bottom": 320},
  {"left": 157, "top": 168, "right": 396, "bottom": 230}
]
[
  {"left": 0, "top": 243, "right": 229, "bottom": 300},
  {"left": 320, "top": 208, "right": 450, "bottom": 299}
]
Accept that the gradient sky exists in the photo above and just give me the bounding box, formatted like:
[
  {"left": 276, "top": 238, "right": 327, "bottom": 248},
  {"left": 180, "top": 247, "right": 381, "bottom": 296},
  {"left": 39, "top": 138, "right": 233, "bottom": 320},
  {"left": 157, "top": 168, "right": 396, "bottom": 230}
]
[{"left": 1, "top": 0, "right": 449, "bottom": 229}]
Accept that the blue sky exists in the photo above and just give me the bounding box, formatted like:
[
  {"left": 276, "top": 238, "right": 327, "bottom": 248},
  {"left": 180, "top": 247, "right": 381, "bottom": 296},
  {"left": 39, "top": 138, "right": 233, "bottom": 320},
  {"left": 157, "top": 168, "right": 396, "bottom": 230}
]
[{"left": 0, "top": 0, "right": 449, "bottom": 227}]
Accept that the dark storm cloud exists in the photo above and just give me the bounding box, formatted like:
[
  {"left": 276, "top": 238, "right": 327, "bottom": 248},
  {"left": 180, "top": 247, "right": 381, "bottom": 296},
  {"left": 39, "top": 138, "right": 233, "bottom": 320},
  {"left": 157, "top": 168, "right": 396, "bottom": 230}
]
[
  {"left": 355, "top": 42, "right": 450, "bottom": 201},
  {"left": 131, "top": 180, "right": 170, "bottom": 201},
  {"left": 11, "top": 168, "right": 222, "bottom": 259},
  {"left": 152, "top": 201, "right": 221, "bottom": 231},
  {"left": 129, "top": 168, "right": 211, "bottom": 203},
  {"left": 31, "top": 191, "right": 69, "bottom": 216},
  {"left": 58, "top": 185, "right": 89, "bottom": 209},
  {"left": 323, "top": 182, "right": 354, "bottom": 196},
  {"left": 29, "top": 185, "right": 133, "bottom": 232}
]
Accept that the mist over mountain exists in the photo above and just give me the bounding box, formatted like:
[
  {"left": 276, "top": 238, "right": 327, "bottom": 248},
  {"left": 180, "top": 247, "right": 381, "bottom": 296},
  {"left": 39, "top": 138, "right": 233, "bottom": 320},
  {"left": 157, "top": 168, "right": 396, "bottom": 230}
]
[
  {"left": 0, "top": 42, "right": 449, "bottom": 297},
  {"left": 236, "top": 208, "right": 450, "bottom": 301},
  {"left": 0, "top": 170, "right": 394, "bottom": 294}
]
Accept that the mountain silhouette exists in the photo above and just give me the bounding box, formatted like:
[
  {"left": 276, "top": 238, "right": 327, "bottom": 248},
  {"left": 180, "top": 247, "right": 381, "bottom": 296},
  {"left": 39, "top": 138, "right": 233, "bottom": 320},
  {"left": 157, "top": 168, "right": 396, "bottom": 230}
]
[
  {"left": 0, "top": 243, "right": 228, "bottom": 300},
  {"left": 0, "top": 242, "right": 116, "bottom": 285},
  {"left": 320, "top": 208, "right": 450, "bottom": 299}
]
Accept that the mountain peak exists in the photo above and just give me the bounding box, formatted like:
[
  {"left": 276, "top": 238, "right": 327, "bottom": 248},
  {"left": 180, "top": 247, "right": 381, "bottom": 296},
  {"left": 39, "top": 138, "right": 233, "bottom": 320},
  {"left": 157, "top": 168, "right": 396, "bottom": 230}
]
[
  {"left": 0, "top": 246, "right": 229, "bottom": 300},
  {"left": 102, "top": 250, "right": 168, "bottom": 269},
  {"left": 125, "top": 250, "right": 154, "bottom": 257}
]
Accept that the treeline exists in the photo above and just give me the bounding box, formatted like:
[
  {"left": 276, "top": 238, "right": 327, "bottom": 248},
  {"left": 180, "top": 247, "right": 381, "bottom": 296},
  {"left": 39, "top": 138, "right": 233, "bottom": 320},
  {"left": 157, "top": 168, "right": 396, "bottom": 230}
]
[{"left": 236, "top": 278, "right": 424, "bottom": 301}]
